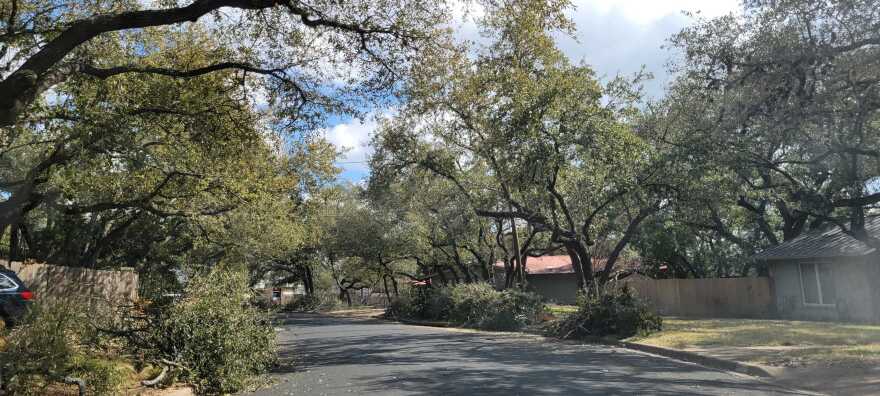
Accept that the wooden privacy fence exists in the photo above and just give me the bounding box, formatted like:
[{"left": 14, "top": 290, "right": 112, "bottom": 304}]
[
  {"left": 3, "top": 260, "right": 138, "bottom": 305},
  {"left": 623, "top": 277, "right": 773, "bottom": 318}
]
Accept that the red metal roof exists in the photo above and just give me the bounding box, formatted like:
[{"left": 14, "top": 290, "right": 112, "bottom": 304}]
[{"left": 492, "top": 255, "right": 640, "bottom": 275}]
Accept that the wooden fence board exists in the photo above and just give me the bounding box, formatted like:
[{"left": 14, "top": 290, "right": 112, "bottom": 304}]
[
  {"left": 3, "top": 260, "right": 138, "bottom": 305},
  {"left": 624, "top": 277, "right": 772, "bottom": 318}
]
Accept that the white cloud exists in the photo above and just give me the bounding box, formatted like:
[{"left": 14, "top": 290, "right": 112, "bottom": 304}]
[
  {"left": 560, "top": 0, "right": 739, "bottom": 98},
  {"left": 584, "top": 0, "right": 739, "bottom": 24},
  {"left": 451, "top": 0, "right": 742, "bottom": 98},
  {"left": 323, "top": 116, "right": 380, "bottom": 177}
]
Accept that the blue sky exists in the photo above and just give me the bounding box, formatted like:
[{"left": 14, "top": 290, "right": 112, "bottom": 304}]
[{"left": 325, "top": 0, "right": 742, "bottom": 182}]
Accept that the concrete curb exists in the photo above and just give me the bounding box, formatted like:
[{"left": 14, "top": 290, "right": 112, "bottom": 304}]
[
  {"left": 394, "top": 318, "right": 450, "bottom": 327},
  {"left": 614, "top": 341, "right": 773, "bottom": 378}
]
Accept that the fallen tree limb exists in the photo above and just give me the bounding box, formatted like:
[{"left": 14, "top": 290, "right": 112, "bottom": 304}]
[
  {"left": 141, "top": 366, "right": 169, "bottom": 387},
  {"left": 62, "top": 376, "right": 86, "bottom": 396}
]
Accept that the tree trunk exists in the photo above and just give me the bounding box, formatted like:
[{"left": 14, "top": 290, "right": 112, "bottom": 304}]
[
  {"left": 478, "top": 253, "right": 491, "bottom": 282},
  {"left": 448, "top": 264, "right": 461, "bottom": 284},
  {"left": 383, "top": 276, "right": 392, "bottom": 305},
  {"left": 566, "top": 241, "right": 593, "bottom": 294},
  {"left": 504, "top": 258, "right": 514, "bottom": 289},
  {"left": 390, "top": 276, "right": 399, "bottom": 296},
  {"left": 341, "top": 289, "right": 352, "bottom": 306},
  {"left": 8, "top": 225, "right": 20, "bottom": 262},
  {"left": 599, "top": 206, "right": 654, "bottom": 284},
  {"left": 509, "top": 213, "right": 524, "bottom": 288},
  {"left": 303, "top": 266, "right": 315, "bottom": 296},
  {"left": 0, "top": 224, "right": 6, "bottom": 264},
  {"left": 433, "top": 264, "right": 449, "bottom": 286},
  {"left": 451, "top": 242, "right": 473, "bottom": 283}
]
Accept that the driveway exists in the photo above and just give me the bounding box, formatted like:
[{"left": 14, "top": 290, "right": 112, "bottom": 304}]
[{"left": 248, "top": 313, "right": 817, "bottom": 395}]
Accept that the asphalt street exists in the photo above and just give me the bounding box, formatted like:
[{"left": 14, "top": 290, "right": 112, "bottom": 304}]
[{"left": 247, "top": 313, "right": 815, "bottom": 396}]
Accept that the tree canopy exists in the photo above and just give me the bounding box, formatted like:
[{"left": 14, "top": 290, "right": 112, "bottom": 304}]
[
  {"left": 0, "top": 0, "right": 451, "bottom": 282},
  {"left": 3, "top": 0, "right": 879, "bottom": 297}
]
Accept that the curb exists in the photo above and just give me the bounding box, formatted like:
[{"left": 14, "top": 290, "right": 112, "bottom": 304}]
[
  {"left": 394, "top": 318, "right": 450, "bottom": 327},
  {"left": 615, "top": 341, "right": 773, "bottom": 378}
]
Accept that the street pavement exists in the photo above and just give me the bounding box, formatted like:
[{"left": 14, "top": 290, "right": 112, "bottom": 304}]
[{"left": 247, "top": 313, "right": 817, "bottom": 396}]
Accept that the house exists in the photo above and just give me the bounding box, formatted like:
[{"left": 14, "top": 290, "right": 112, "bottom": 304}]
[
  {"left": 754, "top": 216, "right": 880, "bottom": 322},
  {"left": 492, "top": 255, "right": 641, "bottom": 304},
  {"left": 253, "top": 280, "right": 306, "bottom": 305}
]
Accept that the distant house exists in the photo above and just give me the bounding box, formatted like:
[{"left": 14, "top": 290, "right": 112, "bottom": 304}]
[
  {"left": 754, "top": 216, "right": 880, "bottom": 322},
  {"left": 253, "top": 280, "right": 305, "bottom": 305},
  {"left": 492, "top": 255, "right": 641, "bottom": 304}
]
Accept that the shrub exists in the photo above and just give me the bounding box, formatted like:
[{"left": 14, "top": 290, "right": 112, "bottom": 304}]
[
  {"left": 424, "top": 286, "right": 453, "bottom": 320},
  {"left": 386, "top": 286, "right": 452, "bottom": 321},
  {"left": 0, "top": 299, "right": 132, "bottom": 395},
  {"left": 448, "top": 283, "right": 496, "bottom": 325},
  {"left": 69, "top": 356, "right": 135, "bottom": 396},
  {"left": 387, "top": 283, "right": 544, "bottom": 331},
  {"left": 449, "top": 283, "right": 544, "bottom": 331},
  {"left": 482, "top": 288, "right": 545, "bottom": 331},
  {"left": 283, "top": 289, "right": 340, "bottom": 312},
  {"left": 145, "top": 267, "right": 276, "bottom": 394},
  {"left": 385, "top": 290, "right": 414, "bottom": 319},
  {"left": 546, "top": 285, "right": 662, "bottom": 340}
]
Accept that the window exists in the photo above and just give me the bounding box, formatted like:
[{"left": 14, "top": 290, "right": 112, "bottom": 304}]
[
  {"left": 0, "top": 273, "right": 17, "bottom": 291},
  {"left": 799, "top": 262, "right": 835, "bottom": 306}
]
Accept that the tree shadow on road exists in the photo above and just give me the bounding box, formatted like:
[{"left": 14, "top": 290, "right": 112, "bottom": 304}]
[{"left": 270, "top": 314, "right": 808, "bottom": 395}]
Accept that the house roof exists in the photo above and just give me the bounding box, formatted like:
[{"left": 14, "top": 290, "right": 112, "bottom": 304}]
[
  {"left": 752, "top": 216, "right": 880, "bottom": 261},
  {"left": 492, "top": 255, "right": 640, "bottom": 275}
]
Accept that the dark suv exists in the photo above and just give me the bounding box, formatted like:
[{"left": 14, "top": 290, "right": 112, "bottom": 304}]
[{"left": 0, "top": 268, "right": 33, "bottom": 326}]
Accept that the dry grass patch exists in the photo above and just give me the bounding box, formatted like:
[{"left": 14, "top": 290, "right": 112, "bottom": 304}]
[
  {"left": 629, "top": 318, "right": 880, "bottom": 367},
  {"left": 547, "top": 304, "right": 578, "bottom": 316}
]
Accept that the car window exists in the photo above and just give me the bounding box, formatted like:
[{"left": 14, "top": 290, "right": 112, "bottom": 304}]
[{"left": 0, "top": 273, "right": 18, "bottom": 290}]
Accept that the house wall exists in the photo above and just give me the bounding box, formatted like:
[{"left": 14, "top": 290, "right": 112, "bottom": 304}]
[
  {"left": 526, "top": 273, "right": 579, "bottom": 304},
  {"left": 770, "top": 257, "right": 880, "bottom": 322},
  {"left": 257, "top": 287, "right": 301, "bottom": 306}
]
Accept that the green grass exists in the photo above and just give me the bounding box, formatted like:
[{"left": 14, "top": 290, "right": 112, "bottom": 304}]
[{"left": 628, "top": 318, "right": 880, "bottom": 366}]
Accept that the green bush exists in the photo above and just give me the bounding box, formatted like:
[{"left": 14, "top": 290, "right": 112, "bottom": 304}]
[
  {"left": 387, "top": 285, "right": 452, "bottom": 321},
  {"left": 546, "top": 285, "right": 662, "bottom": 340},
  {"left": 69, "top": 356, "right": 134, "bottom": 396},
  {"left": 449, "top": 283, "right": 544, "bottom": 331},
  {"left": 387, "top": 283, "right": 544, "bottom": 331},
  {"left": 283, "top": 289, "right": 340, "bottom": 312},
  {"left": 146, "top": 267, "right": 277, "bottom": 394},
  {"left": 0, "top": 269, "right": 278, "bottom": 395},
  {"left": 448, "top": 283, "right": 495, "bottom": 325},
  {"left": 483, "top": 288, "right": 545, "bottom": 331},
  {"left": 0, "top": 300, "right": 131, "bottom": 395}
]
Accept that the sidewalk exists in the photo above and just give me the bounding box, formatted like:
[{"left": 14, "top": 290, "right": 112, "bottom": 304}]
[
  {"left": 323, "top": 307, "right": 386, "bottom": 319},
  {"left": 668, "top": 345, "right": 880, "bottom": 396}
]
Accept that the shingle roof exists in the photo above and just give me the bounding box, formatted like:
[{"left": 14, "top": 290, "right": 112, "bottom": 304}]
[
  {"left": 492, "top": 255, "right": 641, "bottom": 274},
  {"left": 752, "top": 216, "right": 880, "bottom": 261}
]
